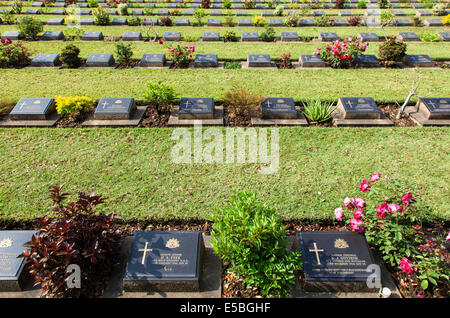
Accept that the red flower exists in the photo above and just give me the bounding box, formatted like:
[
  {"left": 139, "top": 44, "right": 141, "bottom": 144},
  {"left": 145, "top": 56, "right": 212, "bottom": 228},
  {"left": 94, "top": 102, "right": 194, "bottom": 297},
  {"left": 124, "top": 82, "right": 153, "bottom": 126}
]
[{"left": 359, "top": 180, "right": 370, "bottom": 192}]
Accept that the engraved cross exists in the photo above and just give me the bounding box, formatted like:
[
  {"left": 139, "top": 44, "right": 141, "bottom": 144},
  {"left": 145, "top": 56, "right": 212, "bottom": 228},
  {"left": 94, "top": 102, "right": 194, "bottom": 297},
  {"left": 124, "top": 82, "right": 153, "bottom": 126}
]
[
  {"left": 309, "top": 242, "right": 324, "bottom": 265},
  {"left": 138, "top": 242, "right": 153, "bottom": 265}
]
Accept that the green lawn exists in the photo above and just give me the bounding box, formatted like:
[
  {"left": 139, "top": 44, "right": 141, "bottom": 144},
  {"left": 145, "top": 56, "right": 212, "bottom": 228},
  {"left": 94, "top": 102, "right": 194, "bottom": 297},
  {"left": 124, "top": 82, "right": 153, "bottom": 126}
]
[{"left": 0, "top": 127, "right": 449, "bottom": 222}]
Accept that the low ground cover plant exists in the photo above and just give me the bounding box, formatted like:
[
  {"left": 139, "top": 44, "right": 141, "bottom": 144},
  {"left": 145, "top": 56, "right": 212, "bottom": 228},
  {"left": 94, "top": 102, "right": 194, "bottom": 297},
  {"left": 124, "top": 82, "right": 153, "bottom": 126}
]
[
  {"left": 19, "top": 185, "right": 121, "bottom": 297},
  {"left": 334, "top": 174, "right": 449, "bottom": 297},
  {"left": 223, "top": 30, "right": 237, "bottom": 42},
  {"left": 210, "top": 191, "right": 303, "bottom": 298},
  {"left": 260, "top": 27, "right": 276, "bottom": 42},
  {"left": 143, "top": 81, "right": 177, "bottom": 112},
  {"left": 314, "top": 37, "right": 368, "bottom": 68},
  {"left": 302, "top": 99, "right": 336, "bottom": 124},
  {"left": 55, "top": 95, "right": 95, "bottom": 117}
]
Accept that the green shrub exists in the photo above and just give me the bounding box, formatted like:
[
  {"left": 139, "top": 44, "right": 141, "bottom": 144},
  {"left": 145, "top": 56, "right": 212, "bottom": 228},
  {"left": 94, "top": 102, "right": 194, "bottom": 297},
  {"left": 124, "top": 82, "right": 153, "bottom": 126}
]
[
  {"left": 223, "top": 85, "right": 262, "bottom": 118},
  {"left": 118, "top": 3, "right": 128, "bottom": 15},
  {"left": 193, "top": 8, "right": 207, "bottom": 25},
  {"left": 114, "top": 42, "right": 134, "bottom": 66},
  {"left": 60, "top": 44, "right": 81, "bottom": 68},
  {"left": 273, "top": 5, "right": 284, "bottom": 16},
  {"left": 63, "top": 28, "right": 84, "bottom": 41},
  {"left": 380, "top": 10, "right": 395, "bottom": 26},
  {"left": 223, "top": 30, "right": 237, "bottom": 42},
  {"left": 210, "top": 191, "right": 302, "bottom": 298},
  {"left": 285, "top": 12, "right": 299, "bottom": 27},
  {"left": 378, "top": 35, "right": 407, "bottom": 66},
  {"left": 12, "top": 0, "right": 23, "bottom": 14},
  {"left": 419, "top": 32, "right": 441, "bottom": 42},
  {"left": 127, "top": 15, "right": 142, "bottom": 26},
  {"left": 413, "top": 16, "right": 423, "bottom": 26},
  {"left": 357, "top": 0, "right": 367, "bottom": 9},
  {"left": 1, "top": 11, "right": 16, "bottom": 25},
  {"left": 143, "top": 81, "right": 177, "bottom": 112},
  {"left": 243, "top": 0, "right": 256, "bottom": 9},
  {"left": 378, "top": 0, "right": 390, "bottom": 8},
  {"left": 223, "top": 0, "right": 232, "bottom": 9},
  {"left": 432, "top": 3, "right": 446, "bottom": 15},
  {"left": 88, "top": 0, "right": 99, "bottom": 7},
  {"left": 17, "top": 16, "right": 44, "bottom": 40},
  {"left": 224, "top": 16, "right": 234, "bottom": 27},
  {"left": 260, "top": 26, "right": 276, "bottom": 42},
  {"left": 420, "top": 0, "right": 434, "bottom": 9},
  {"left": 302, "top": 99, "right": 336, "bottom": 124},
  {"left": 201, "top": 0, "right": 210, "bottom": 8},
  {"left": 314, "top": 14, "right": 333, "bottom": 26},
  {"left": 55, "top": 95, "right": 95, "bottom": 116},
  {"left": 224, "top": 61, "right": 242, "bottom": 69},
  {"left": 93, "top": 7, "right": 111, "bottom": 25}
]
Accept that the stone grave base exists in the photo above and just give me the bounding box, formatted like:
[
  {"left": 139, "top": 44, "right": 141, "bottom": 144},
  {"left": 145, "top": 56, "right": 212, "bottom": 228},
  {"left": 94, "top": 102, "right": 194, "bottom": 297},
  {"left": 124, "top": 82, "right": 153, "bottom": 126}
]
[
  {"left": 293, "top": 62, "right": 328, "bottom": 69},
  {"left": 251, "top": 107, "right": 308, "bottom": 126},
  {"left": 82, "top": 106, "right": 147, "bottom": 127},
  {"left": 332, "top": 108, "right": 393, "bottom": 127},
  {"left": 134, "top": 65, "right": 170, "bottom": 69},
  {"left": 0, "top": 279, "right": 41, "bottom": 299},
  {"left": 0, "top": 113, "right": 61, "bottom": 127},
  {"left": 103, "top": 235, "right": 222, "bottom": 298},
  {"left": 167, "top": 105, "right": 224, "bottom": 126},
  {"left": 239, "top": 39, "right": 261, "bottom": 42},
  {"left": 198, "top": 38, "right": 224, "bottom": 42},
  {"left": 241, "top": 62, "right": 277, "bottom": 69},
  {"left": 79, "top": 63, "right": 119, "bottom": 69},
  {"left": 190, "top": 61, "right": 225, "bottom": 69},
  {"left": 404, "top": 106, "right": 450, "bottom": 126},
  {"left": 24, "top": 65, "right": 62, "bottom": 69}
]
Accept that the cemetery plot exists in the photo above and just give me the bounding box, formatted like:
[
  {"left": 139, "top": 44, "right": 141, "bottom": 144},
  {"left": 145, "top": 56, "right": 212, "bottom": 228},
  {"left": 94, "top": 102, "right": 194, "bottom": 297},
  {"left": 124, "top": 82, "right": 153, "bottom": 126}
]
[
  {"left": 193, "top": 54, "right": 220, "bottom": 68},
  {"left": 168, "top": 97, "right": 223, "bottom": 126},
  {"left": 83, "top": 98, "right": 147, "bottom": 127},
  {"left": 202, "top": 32, "right": 220, "bottom": 42},
  {"left": 41, "top": 31, "right": 65, "bottom": 41},
  {"left": 0, "top": 231, "right": 38, "bottom": 292},
  {"left": 84, "top": 54, "right": 116, "bottom": 67},
  {"left": 122, "top": 32, "right": 143, "bottom": 41},
  {"left": 403, "top": 55, "right": 435, "bottom": 67},
  {"left": 333, "top": 97, "right": 393, "bottom": 126},
  {"left": 0, "top": 98, "right": 60, "bottom": 127},
  {"left": 405, "top": 97, "right": 450, "bottom": 126},
  {"left": 280, "top": 32, "right": 299, "bottom": 42},
  {"left": 137, "top": 54, "right": 166, "bottom": 67},
  {"left": 298, "top": 54, "right": 327, "bottom": 68},
  {"left": 30, "top": 54, "right": 61, "bottom": 67},
  {"left": 251, "top": 97, "right": 308, "bottom": 126},
  {"left": 244, "top": 54, "right": 276, "bottom": 68}
]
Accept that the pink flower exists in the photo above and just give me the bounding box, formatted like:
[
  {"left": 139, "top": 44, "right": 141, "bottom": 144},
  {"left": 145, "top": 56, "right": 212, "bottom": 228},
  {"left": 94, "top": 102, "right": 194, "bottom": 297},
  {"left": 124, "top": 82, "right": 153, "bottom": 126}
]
[
  {"left": 354, "top": 197, "right": 365, "bottom": 208},
  {"left": 417, "top": 294, "right": 424, "bottom": 298},
  {"left": 360, "top": 180, "right": 370, "bottom": 192},
  {"left": 350, "top": 218, "right": 363, "bottom": 232},
  {"left": 377, "top": 202, "right": 388, "bottom": 219},
  {"left": 353, "top": 208, "right": 364, "bottom": 221},
  {"left": 401, "top": 193, "right": 414, "bottom": 205},
  {"left": 334, "top": 207, "right": 344, "bottom": 221},
  {"left": 446, "top": 231, "right": 450, "bottom": 241},
  {"left": 388, "top": 204, "right": 403, "bottom": 214},
  {"left": 399, "top": 257, "right": 414, "bottom": 275},
  {"left": 343, "top": 197, "right": 355, "bottom": 209},
  {"left": 348, "top": 37, "right": 353, "bottom": 42},
  {"left": 385, "top": 177, "right": 390, "bottom": 182},
  {"left": 370, "top": 173, "right": 381, "bottom": 183}
]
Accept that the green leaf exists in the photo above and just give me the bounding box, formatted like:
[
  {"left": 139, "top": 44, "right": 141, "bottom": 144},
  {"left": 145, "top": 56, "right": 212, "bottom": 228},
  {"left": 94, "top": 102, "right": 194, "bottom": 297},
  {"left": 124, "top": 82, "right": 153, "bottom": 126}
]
[{"left": 420, "top": 280, "right": 429, "bottom": 290}]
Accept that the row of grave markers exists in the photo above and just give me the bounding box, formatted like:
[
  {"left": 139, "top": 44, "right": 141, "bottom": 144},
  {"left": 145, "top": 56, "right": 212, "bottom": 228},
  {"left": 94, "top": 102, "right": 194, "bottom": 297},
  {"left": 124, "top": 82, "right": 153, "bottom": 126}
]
[
  {"left": 3, "top": 30, "right": 449, "bottom": 42},
  {"left": 1, "top": 96, "right": 448, "bottom": 127},
  {"left": 0, "top": 229, "right": 400, "bottom": 295}
]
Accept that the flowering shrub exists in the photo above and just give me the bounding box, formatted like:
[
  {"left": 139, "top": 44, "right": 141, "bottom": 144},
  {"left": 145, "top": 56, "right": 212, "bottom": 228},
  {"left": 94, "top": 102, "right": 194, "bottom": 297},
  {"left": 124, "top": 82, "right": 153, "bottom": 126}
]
[
  {"left": 314, "top": 14, "right": 333, "bottom": 26},
  {"left": 92, "top": 6, "right": 111, "bottom": 25},
  {"left": 17, "top": 16, "right": 44, "bottom": 40},
  {"left": 334, "top": 174, "right": 450, "bottom": 296},
  {"left": 285, "top": 12, "right": 299, "bottom": 27},
  {"left": 334, "top": 0, "right": 345, "bottom": 9},
  {"left": 443, "top": 14, "right": 450, "bottom": 25},
  {"left": 378, "top": 35, "right": 407, "bottom": 67},
  {"left": 201, "top": 0, "right": 210, "bottom": 8},
  {"left": 55, "top": 95, "right": 95, "bottom": 116},
  {"left": 252, "top": 15, "right": 265, "bottom": 26},
  {"left": 313, "top": 37, "right": 368, "bottom": 68},
  {"left": 432, "top": 3, "right": 446, "bottom": 15},
  {"left": 106, "top": 0, "right": 128, "bottom": 8},
  {"left": 279, "top": 52, "right": 292, "bottom": 69},
  {"left": 0, "top": 38, "right": 32, "bottom": 68},
  {"left": 168, "top": 44, "right": 195, "bottom": 68}
]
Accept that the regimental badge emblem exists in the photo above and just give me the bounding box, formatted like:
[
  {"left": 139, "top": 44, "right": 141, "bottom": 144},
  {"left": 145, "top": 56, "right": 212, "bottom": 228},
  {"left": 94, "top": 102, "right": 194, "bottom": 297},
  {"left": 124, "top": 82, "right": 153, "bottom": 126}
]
[
  {"left": 0, "top": 238, "right": 13, "bottom": 248},
  {"left": 165, "top": 238, "right": 180, "bottom": 249},
  {"left": 334, "top": 239, "right": 349, "bottom": 249}
]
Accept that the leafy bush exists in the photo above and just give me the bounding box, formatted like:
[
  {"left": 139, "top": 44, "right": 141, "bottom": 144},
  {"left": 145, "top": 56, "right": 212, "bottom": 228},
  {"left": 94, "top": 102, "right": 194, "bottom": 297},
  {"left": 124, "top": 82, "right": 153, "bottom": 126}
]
[
  {"left": 223, "top": 0, "right": 232, "bottom": 9},
  {"left": 357, "top": 0, "right": 367, "bottom": 8},
  {"left": 260, "top": 26, "right": 276, "bottom": 42},
  {"left": 273, "top": 5, "right": 284, "bottom": 16},
  {"left": 420, "top": 0, "right": 435, "bottom": 9},
  {"left": 285, "top": 12, "right": 299, "bottom": 27},
  {"left": 314, "top": 37, "right": 368, "bottom": 68},
  {"left": 379, "top": 0, "right": 390, "bottom": 8},
  {"left": 17, "top": 16, "right": 44, "bottom": 40},
  {"left": 0, "top": 39, "right": 32, "bottom": 68},
  {"left": 93, "top": 7, "right": 111, "bottom": 25},
  {"left": 1, "top": 11, "right": 16, "bottom": 24},
  {"left": 223, "top": 30, "right": 237, "bottom": 42},
  {"left": 378, "top": 35, "right": 407, "bottom": 66},
  {"left": 419, "top": 32, "right": 441, "bottom": 42},
  {"left": 118, "top": 3, "right": 128, "bottom": 15},
  {"left": 224, "top": 61, "right": 242, "bottom": 69},
  {"left": 347, "top": 15, "right": 362, "bottom": 26},
  {"left": 252, "top": 15, "right": 265, "bottom": 26},
  {"left": 302, "top": 99, "right": 336, "bottom": 124},
  {"left": 333, "top": 174, "right": 449, "bottom": 295},
  {"left": 432, "top": 3, "right": 446, "bottom": 15},
  {"left": 413, "top": 16, "right": 423, "bottom": 26},
  {"left": 88, "top": 0, "right": 99, "bottom": 7},
  {"left": 335, "top": 0, "right": 345, "bottom": 9},
  {"left": 167, "top": 44, "right": 195, "bottom": 69},
  {"left": 201, "top": 0, "right": 210, "bottom": 8},
  {"left": 223, "top": 85, "right": 262, "bottom": 118},
  {"left": 143, "top": 81, "right": 177, "bottom": 112},
  {"left": 55, "top": 95, "right": 95, "bottom": 116},
  {"left": 224, "top": 16, "right": 234, "bottom": 27},
  {"left": 12, "top": 0, "right": 24, "bottom": 14},
  {"left": 210, "top": 191, "right": 303, "bottom": 298},
  {"left": 127, "top": 15, "right": 142, "bottom": 26},
  {"left": 243, "top": 0, "right": 256, "bottom": 9},
  {"left": 193, "top": 8, "right": 206, "bottom": 25},
  {"left": 380, "top": 10, "right": 395, "bottom": 26},
  {"left": 63, "top": 27, "right": 83, "bottom": 41},
  {"left": 114, "top": 42, "right": 134, "bottom": 66},
  {"left": 160, "top": 16, "right": 173, "bottom": 26},
  {"left": 60, "top": 44, "right": 81, "bottom": 68},
  {"left": 169, "top": 8, "right": 182, "bottom": 16},
  {"left": 19, "top": 185, "right": 121, "bottom": 298},
  {"left": 314, "top": 14, "right": 333, "bottom": 26}
]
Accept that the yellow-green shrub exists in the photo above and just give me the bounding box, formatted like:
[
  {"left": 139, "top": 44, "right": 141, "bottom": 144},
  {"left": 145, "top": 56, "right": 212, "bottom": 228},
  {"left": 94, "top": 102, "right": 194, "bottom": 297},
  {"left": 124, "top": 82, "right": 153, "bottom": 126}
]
[
  {"left": 443, "top": 14, "right": 450, "bottom": 25},
  {"left": 252, "top": 15, "right": 265, "bottom": 26},
  {"left": 55, "top": 96, "right": 95, "bottom": 116}
]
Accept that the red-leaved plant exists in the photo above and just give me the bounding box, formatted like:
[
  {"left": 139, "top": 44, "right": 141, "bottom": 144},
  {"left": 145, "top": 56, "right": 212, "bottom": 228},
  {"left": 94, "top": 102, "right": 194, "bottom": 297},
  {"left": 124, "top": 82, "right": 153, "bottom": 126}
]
[{"left": 19, "top": 185, "right": 121, "bottom": 297}]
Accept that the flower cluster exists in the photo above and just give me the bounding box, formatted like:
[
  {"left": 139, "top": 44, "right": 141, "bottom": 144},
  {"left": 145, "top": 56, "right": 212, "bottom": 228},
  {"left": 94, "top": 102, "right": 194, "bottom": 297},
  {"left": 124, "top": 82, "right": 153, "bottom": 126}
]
[
  {"left": 106, "top": 0, "right": 128, "bottom": 7},
  {"left": 279, "top": 52, "right": 292, "bottom": 69},
  {"left": 314, "top": 37, "right": 369, "bottom": 68},
  {"left": 400, "top": 257, "right": 414, "bottom": 274},
  {"left": 0, "top": 38, "right": 32, "bottom": 68},
  {"left": 167, "top": 44, "right": 195, "bottom": 69}
]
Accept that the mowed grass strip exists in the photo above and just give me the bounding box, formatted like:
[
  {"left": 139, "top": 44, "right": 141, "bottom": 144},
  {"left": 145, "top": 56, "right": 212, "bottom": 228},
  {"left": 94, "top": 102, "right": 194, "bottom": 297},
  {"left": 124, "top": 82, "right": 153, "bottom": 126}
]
[
  {"left": 0, "top": 68, "right": 448, "bottom": 105},
  {"left": 0, "top": 127, "right": 449, "bottom": 222}
]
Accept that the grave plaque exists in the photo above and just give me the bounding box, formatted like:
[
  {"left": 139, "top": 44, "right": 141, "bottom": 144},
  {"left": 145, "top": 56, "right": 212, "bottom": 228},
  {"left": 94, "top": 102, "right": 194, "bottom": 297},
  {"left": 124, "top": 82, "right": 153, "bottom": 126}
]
[
  {"left": 318, "top": 32, "right": 339, "bottom": 42},
  {"left": 241, "top": 32, "right": 259, "bottom": 41},
  {"left": 438, "top": 32, "right": 450, "bottom": 41},
  {"left": 210, "top": 10, "right": 222, "bottom": 16},
  {"left": 397, "top": 32, "right": 419, "bottom": 41},
  {"left": 122, "top": 31, "right": 143, "bottom": 41},
  {"left": 416, "top": 10, "right": 431, "bottom": 16},
  {"left": 211, "top": 3, "right": 222, "bottom": 8},
  {"left": 339, "top": 11, "right": 352, "bottom": 16},
  {"left": 175, "top": 19, "right": 190, "bottom": 26},
  {"left": 107, "top": 9, "right": 118, "bottom": 15},
  {"left": 163, "top": 32, "right": 181, "bottom": 41},
  {"left": 393, "top": 10, "right": 405, "bottom": 16},
  {"left": 82, "top": 31, "right": 104, "bottom": 41},
  {"left": 412, "top": 3, "right": 424, "bottom": 8},
  {"left": 41, "top": 30, "right": 65, "bottom": 40},
  {"left": 190, "top": 3, "right": 200, "bottom": 7},
  {"left": 280, "top": 32, "right": 299, "bottom": 42},
  {"left": 357, "top": 32, "right": 379, "bottom": 42},
  {"left": 296, "top": 231, "right": 376, "bottom": 292},
  {"left": 194, "top": 54, "right": 218, "bottom": 67},
  {"left": 32, "top": 1, "right": 44, "bottom": 6},
  {"left": 390, "top": 3, "right": 401, "bottom": 8},
  {"left": 262, "top": 97, "right": 297, "bottom": 119},
  {"left": 50, "top": 9, "right": 65, "bottom": 15},
  {"left": 364, "top": 17, "right": 380, "bottom": 27},
  {"left": 94, "top": 98, "right": 136, "bottom": 120},
  {"left": 269, "top": 19, "right": 283, "bottom": 26},
  {"left": 112, "top": 18, "right": 127, "bottom": 25},
  {"left": 184, "top": 10, "right": 195, "bottom": 15},
  {"left": 237, "top": 19, "right": 252, "bottom": 26},
  {"left": 31, "top": 54, "right": 61, "bottom": 67},
  {"left": 0, "top": 231, "right": 38, "bottom": 291},
  {"left": 138, "top": 54, "right": 166, "bottom": 67},
  {"left": 1, "top": 31, "right": 21, "bottom": 40},
  {"left": 337, "top": 97, "right": 381, "bottom": 119},
  {"left": 207, "top": 19, "right": 221, "bottom": 26},
  {"left": 202, "top": 32, "right": 220, "bottom": 41},
  {"left": 167, "top": 3, "right": 178, "bottom": 7},
  {"left": 157, "top": 10, "right": 169, "bottom": 15},
  {"left": 47, "top": 18, "right": 65, "bottom": 25},
  {"left": 10, "top": 98, "right": 56, "bottom": 120},
  {"left": 365, "top": 10, "right": 380, "bottom": 16},
  {"left": 262, "top": 10, "right": 274, "bottom": 16},
  {"left": 367, "top": 3, "right": 379, "bottom": 8},
  {"left": 25, "top": 9, "right": 40, "bottom": 14},
  {"left": 300, "top": 18, "right": 315, "bottom": 26},
  {"left": 355, "top": 54, "right": 379, "bottom": 67},
  {"left": 123, "top": 231, "right": 203, "bottom": 292},
  {"left": 131, "top": 10, "right": 143, "bottom": 15},
  {"left": 247, "top": 54, "right": 272, "bottom": 67},
  {"left": 80, "top": 18, "right": 95, "bottom": 25},
  {"left": 86, "top": 54, "right": 115, "bottom": 67},
  {"left": 179, "top": 98, "right": 214, "bottom": 119},
  {"left": 299, "top": 54, "right": 327, "bottom": 67},
  {"left": 344, "top": 4, "right": 356, "bottom": 8},
  {"left": 143, "top": 18, "right": 158, "bottom": 25},
  {"left": 404, "top": 54, "right": 434, "bottom": 67},
  {"left": 332, "top": 19, "right": 348, "bottom": 26},
  {"left": 424, "top": 19, "right": 443, "bottom": 26},
  {"left": 395, "top": 18, "right": 412, "bottom": 26},
  {"left": 78, "top": 3, "right": 89, "bottom": 7},
  {"left": 313, "top": 10, "right": 325, "bottom": 16},
  {"left": 415, "top": 97, "right": 450, "bottom": 120},
  {"left": 236, "top": 11, "right": 248, "bottom": 16}
]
